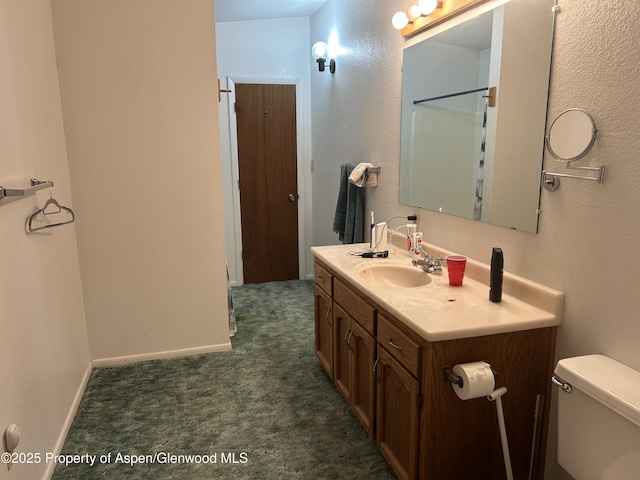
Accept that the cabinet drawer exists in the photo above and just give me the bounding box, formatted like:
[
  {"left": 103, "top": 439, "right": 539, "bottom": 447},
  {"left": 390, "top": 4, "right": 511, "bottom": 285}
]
[
  {"left": 314, "top": 262, "right": 333, "bottom": 295},
  {"left": 378, "top": 313, "right": 421, "bottom": 377},
  {"left": 334, "top": 278, "right": 375, "bottom": 335}
]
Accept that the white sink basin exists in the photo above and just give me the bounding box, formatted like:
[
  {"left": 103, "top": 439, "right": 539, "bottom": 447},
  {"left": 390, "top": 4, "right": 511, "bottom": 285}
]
[{"left": 358, "top": 264, "right": 433, "bottom": 288}]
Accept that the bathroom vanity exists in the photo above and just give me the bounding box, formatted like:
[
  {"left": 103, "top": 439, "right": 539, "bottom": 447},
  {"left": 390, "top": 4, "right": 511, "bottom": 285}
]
[{"left": 312, "top": 242, "right": 563, "bottom": 480}]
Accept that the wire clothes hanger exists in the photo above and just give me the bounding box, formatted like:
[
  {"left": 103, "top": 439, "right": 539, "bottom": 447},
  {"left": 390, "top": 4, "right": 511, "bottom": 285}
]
[{"left": 27, "top": 191, "right": 75, "bottom": 233}]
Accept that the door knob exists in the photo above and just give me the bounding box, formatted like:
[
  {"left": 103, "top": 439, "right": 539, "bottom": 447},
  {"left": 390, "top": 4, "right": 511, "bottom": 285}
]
[{"left": 288, "top": 193, "right": 297, "bottom": 202}]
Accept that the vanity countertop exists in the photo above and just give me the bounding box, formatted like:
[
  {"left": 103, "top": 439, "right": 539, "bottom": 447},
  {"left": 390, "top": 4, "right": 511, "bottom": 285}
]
[{"left": 311, "top": 242, "right": 564, "bottom": 342}]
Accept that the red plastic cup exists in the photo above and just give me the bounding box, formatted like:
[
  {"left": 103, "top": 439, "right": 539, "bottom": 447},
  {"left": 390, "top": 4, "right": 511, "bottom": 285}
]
[{"left": 446, "top": 255, "right": 467, "bottom": 286}]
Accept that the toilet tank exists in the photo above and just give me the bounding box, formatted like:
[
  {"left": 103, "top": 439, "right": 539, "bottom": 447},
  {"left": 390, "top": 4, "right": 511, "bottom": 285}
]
[{"left": 553, "top": 355, "right": 640, "bottom": 480}]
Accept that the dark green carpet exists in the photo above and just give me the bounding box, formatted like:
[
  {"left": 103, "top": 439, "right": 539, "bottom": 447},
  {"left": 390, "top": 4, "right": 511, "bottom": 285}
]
[{"left": 52, "top": 280, "right": 396, "bottom": 479}]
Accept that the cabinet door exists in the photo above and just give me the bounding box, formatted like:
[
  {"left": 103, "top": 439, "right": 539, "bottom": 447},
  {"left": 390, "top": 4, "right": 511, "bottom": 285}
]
[
  {"left": 376, "top": 347, "right": 420, "bottom": 480},
  {"left": 314, "top": 285, "right": 333, "bottom": 379},
  {"left": 350, "top": 319, "right": 376, "bottom": 437},
  {"left": 333, "top": 304, "right": 352, "bottom": 403}
]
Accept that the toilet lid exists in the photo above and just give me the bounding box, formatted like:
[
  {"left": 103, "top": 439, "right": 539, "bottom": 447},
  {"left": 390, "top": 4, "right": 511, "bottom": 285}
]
[{"left": 555, "top": 355, "right": 640, "bottom": 428}]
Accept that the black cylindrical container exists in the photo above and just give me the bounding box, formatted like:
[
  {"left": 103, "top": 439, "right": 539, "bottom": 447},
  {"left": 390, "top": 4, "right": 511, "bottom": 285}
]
[{"left": 489, "top": 248, "right": 503, "bottom": 303}]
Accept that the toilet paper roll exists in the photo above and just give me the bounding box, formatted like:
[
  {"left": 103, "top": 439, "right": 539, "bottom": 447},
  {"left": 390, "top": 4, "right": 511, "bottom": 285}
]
[{"left": 452, "top": 361, "right": 496, "bottom": 400}]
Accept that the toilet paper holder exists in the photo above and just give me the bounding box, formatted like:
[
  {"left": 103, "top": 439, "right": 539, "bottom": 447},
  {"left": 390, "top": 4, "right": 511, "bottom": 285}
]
[
  {"left": 443, "top": 363, "right": 513, "bottom": 480},
  {"left": 443, "top": 364, "right": 498, "bottom": 387}
]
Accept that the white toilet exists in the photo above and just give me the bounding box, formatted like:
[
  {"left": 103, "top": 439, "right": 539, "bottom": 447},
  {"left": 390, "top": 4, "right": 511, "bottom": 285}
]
[{"left": 553, "top": 354, "right": 640, "bottom": 480}]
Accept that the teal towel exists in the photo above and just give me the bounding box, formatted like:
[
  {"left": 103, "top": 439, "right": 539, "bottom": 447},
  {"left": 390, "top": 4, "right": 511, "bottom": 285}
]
[{"left": 333, "top": 163, "right": 365, "bottom": 244}]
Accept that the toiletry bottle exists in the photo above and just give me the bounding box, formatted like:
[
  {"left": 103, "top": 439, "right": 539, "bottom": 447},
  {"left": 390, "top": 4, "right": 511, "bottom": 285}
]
[
  {"left": 375, "top": 222, "right": 388, "bottom": 251},
  {"left": 407, "top": 224, "right": 417, "bottom": 251},
  {"left": 413, "top": 232, "right": 423, "bottom": 254},
  {"left": 489, "top": 248, "right": 503, "bottom": 302},
  {"left": 369, "top": 211, "right": 375, "bottom": 249}
]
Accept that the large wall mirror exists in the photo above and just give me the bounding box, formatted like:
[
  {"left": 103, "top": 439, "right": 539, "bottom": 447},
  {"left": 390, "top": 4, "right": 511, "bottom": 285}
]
[{"left": 398, "top": 0, "right": 557, "bottom": 233}]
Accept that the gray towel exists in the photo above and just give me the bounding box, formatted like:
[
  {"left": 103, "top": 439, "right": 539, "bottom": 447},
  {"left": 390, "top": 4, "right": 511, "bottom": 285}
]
[{"left": 333, "top": 163, "right": 365, "bottom": 244}]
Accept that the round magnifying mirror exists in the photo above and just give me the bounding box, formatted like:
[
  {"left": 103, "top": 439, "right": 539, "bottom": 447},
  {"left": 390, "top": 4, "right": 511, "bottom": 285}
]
[{"left": 545, "top": 108, "right": 597, "bottom": 161}]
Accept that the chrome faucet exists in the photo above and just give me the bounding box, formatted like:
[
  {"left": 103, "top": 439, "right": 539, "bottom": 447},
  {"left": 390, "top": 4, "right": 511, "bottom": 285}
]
[{"left": 412, "top": 247, "right": 444, "bottom": 275}]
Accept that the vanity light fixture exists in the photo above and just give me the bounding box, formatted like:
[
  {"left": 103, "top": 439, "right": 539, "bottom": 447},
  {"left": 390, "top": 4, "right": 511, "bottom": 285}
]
[
  {"left": 311, "top": 41, "right": 335, "bottom": 74},
  {"left": 392, "top": 0, "right": 443, "bottom": 30},
  {"left": 393, "top": 0, "right": 491, "bottom": 38}
]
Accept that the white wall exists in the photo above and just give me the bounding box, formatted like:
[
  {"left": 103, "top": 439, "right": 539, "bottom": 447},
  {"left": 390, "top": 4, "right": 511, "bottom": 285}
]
[
  {"left": 310, "top": 0, "right": 416, "bottom": 247},
  {"left": 0, "top": 1, "right": 90, "bottom": 479},
  {"left": 0, "top": 1, "right": 260, "bottom": 477},
  {"left": 51, "top": 0, "right": 231, "bottom": 364},
  {"left": 311, "top": 1, "right": 640, "bottom": 479},
  {"left": 216, "top": 17, "right": 313, "bottom": 284}
]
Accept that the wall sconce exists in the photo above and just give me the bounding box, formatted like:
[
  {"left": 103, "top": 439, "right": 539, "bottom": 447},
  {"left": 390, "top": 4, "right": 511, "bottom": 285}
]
[
  {"left": 311, "top": 41, "right": 336, "bottom": 74},
  {"left": 393, "top": 0, "right": 490, "bottom": 38}
]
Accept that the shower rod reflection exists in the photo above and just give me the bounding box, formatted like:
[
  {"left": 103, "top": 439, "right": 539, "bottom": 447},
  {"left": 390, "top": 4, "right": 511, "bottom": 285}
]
[{"left": 414, "top": 86, "right": 496, "bottom": 106}]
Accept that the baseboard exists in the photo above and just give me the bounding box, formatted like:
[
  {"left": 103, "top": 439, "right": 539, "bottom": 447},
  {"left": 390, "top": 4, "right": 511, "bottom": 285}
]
[
  {"left": 43, "top": 361, "right": 93, "bottom": 480},
  {"left": 41, "top": 342, "right": 232, "bottom": 478},
  {"left": 230, "top": 278, "right": 313, "bottom": 286},
  {"left": 91, "top": 342, "right": 232, "bottom": 368}
]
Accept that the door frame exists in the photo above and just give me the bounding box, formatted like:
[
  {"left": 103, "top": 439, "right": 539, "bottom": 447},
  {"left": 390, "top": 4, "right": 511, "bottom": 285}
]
[{"left": 226, "top": 76, "right": 307, "bottom": 286}]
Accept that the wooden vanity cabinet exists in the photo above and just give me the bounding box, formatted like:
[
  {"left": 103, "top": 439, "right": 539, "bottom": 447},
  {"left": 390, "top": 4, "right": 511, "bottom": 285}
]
[
  {"left": 312, "top": 259, "right": 556, "bottom": 480},
  {"left": 419, "top": 328, "right": 557, "bottom": 480},
  {"left": 314, "top": 285, "right": 333, "bottom": 379},
  {"left": 332, "top": 277, "right": 377, "bottom": 437},
  {"left": 333, "top": 303, "right": 376, "bottom": 436},
  {"left": 313, "top": 263, "right": 334, "bottom": 379},
  {"left": 376, "top": 316, "right": 421, "bottom": 480},
  {"left": 315, "top": 263, "right": 421, "bottom": 477}
]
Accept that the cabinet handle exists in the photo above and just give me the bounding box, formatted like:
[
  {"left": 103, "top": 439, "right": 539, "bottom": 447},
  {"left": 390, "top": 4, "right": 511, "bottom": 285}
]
[
  {"left": 388, "top": 338, "right": 403, "bottom": 351},
  {"left": 324, "top": 306, "right": 332, "bottom": 326},
  {"left": 373, "top": 357, "right": 380, "bottom": 380},
  {"left": 346, "top": 329, "right": 354, "bottom": 349}
]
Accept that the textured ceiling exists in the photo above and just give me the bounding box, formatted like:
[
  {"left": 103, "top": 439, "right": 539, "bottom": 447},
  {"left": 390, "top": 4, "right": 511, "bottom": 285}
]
[{"left": 214, "top": 0, "right": 328, "bottom": 22}]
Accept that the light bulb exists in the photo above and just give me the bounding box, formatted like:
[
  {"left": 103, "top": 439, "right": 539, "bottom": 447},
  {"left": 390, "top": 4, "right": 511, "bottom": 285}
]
[
  {"left": 392, "top": 11, "right": 409, "bottom": 30},
  {"left": 311, "top": 41, "right": 329, "bottom": 60},
  {"left": 419, "top": 0, "right": 439, "bottom": 15},
  {"left": 406, "top": 4, "right": 422, "bottom": 22}
]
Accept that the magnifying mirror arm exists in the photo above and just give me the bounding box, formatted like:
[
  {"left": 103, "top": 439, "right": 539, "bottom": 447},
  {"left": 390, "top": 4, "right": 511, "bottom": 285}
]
[
  {"left": 543, "top": 108, "right": 606, "bottom": 191},
  {"left": 542, "top": 165, "right": 606, "bottom": 192}
]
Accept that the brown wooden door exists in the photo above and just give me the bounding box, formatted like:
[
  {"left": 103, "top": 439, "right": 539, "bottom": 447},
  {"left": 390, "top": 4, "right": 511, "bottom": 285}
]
[{"left": 235, "top": 83, "right": 298, "bottom": 284}]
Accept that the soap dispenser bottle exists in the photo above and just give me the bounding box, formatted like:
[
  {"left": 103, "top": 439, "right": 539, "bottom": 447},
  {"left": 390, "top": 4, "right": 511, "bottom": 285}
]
[{"left": 489, "top": 248, "right": 503, "bottom": 302}]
